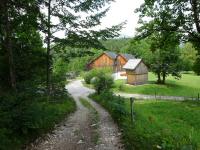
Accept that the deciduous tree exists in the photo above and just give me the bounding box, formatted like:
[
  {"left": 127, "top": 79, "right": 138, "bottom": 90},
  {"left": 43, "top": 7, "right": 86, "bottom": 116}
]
[{"left": 135, "top": 1, "right": 182, "bottom": 84}]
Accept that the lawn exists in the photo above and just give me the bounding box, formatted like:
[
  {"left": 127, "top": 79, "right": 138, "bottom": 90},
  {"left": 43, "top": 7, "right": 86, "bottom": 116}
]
[
  {"left": 91, "top": 92, "right": 200, "bottom": 149},
  {"left": 114, "top": 72, "right": 200, "bottom": 97}
]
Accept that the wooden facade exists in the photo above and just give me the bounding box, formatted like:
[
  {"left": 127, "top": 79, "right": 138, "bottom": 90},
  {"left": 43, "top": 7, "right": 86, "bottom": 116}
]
[
  {"left": 87, "top": 52, "right": 135, "bottom": 72},
  {"left": 124, "top": 60, "right": 148, "bottom": 85},
  {"left": 87, "top": 53, "right": 115, "bottom": 70},
  {"left": 116, "top": 54, "right": 127, "bottom": 72}
]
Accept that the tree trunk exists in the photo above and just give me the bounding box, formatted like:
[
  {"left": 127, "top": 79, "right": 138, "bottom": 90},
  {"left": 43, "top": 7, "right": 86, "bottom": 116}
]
[
  {"left": 5, "top": 2, "right": 16, "bottom": 90},
  {"left": 162, "top": 72, "right": 166, "bottom": 84},
  {"left": 157, "top": 72, "right": 161, "bottom": 84},
  {"left": 47, "top": 0, "right": 51, "bottom": 95},
  {"left": 190, "top": 0, "right": 200, "bottom": 33}
]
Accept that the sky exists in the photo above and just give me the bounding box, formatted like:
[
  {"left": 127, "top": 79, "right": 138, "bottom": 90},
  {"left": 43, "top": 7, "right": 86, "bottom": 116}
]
[
  {"left": 100, "top": 0, "right": 144, "bottom": 37},
  {"left": 54, "top": 0, "right": 144, "bottom": 38}
]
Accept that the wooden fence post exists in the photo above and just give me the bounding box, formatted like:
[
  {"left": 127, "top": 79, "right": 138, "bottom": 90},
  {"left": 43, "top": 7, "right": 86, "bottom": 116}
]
[{"left": 130, "top": 97, "right": 134, "bottom": 122}]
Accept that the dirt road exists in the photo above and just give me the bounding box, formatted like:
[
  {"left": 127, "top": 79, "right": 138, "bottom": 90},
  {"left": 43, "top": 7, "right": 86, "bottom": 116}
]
[{"left": 27, "top": 80, "right": 123, "bottom": 150}]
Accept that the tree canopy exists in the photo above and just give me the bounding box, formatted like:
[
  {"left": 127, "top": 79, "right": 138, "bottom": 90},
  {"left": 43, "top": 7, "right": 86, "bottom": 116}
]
[{"left": 135, "top": 0, "right": 200, "bottom": 76}]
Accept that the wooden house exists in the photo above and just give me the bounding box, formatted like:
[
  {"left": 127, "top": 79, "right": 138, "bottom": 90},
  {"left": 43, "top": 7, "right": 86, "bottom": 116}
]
[
  {"left": 87, "top": 51, "right": 117, "bottom": 70},
  {"left": 87, "top": 51, "right": 135, "bottom": 72},
  {"left": 123, "top": 59, "right": 148, "bottom": 85}
]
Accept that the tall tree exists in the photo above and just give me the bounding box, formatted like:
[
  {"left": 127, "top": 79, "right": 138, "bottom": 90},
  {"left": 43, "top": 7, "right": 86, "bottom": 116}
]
[
  {"left": 39, "top": 0, "right": 123, "bottom": 95},
  {"left": 136, "top": 0, "right": 200, "bottom": 75},
  {"left": 135, "top": 1, "right": 182, "bottom": 84},
  {"left": 0, "top": 0, "right": 41, "bottom": 90}
]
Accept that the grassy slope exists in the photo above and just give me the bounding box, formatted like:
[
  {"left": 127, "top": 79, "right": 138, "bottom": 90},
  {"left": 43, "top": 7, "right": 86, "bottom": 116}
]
[
  {"left": 114, "top": 72, "right": 200, "bottom": 97},
  {"left": 92, "top": 93, "right": 200, "bottom": 149}
]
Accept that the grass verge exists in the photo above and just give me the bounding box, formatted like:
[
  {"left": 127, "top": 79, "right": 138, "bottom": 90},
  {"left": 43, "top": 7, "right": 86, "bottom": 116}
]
[
  {"left": 80, "top": 98, "right": 99, "bottom": 144},
  {"left": 90, "top": 92, "right": 200, "bottom": 150}
]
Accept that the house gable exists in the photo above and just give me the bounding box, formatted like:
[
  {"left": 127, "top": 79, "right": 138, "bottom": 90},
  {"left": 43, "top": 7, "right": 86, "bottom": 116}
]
[
  {"left": 88, "top": 52, "right": 115, "bottom": 69},
  {"left": 117, "top": 55, "right": 127, "bottom": 66}
]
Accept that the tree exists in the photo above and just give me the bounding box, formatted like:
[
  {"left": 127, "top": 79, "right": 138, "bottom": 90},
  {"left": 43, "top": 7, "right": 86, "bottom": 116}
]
[
  {"left": 0, "top": 0, "right": 41, "bottom": 90},
  {"left": 101, "top": 38, "right": 131, "bottom": 52},
  {"left": 135, "top": 2, "right": 182, "bottom": 84},
  {"left": 39, "top": 0, "right": 123, "bottom": 95},
  {"left": 193, "top": 57, "right": 200, "bottom": 75},
  {"left": 180, "top": 0, "right": 200, "bottom": 50},
  {"left": 136, "top": 0, "right": 200, "bottom": 75},
  {"left": 180, "top": 42, "right": 197, "bottom": 71},
  {"left": 125, "top": 38, "right": 153, "bottom": 67}
]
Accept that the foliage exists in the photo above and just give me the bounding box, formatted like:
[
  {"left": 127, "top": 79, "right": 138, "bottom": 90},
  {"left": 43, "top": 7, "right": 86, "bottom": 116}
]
[
  {"left": 40, "top": 0, "right": 123, "bottom": 94},
  {"left": 125, "top": 38, "right": 153, "bottom": 67},
  {"left": 84, "top": 68, "right": 112, "bottom": 84},
  {"left": 136, "top": 0, "right": 200, "bottom": 75},
  {"left": 101, "top": 38, "right": 131, "bottom": 52},
  {"left": 180, "top": 43, "right": 198, "bottom": 71},
  {"left": 193, "top": 57, "right": 200, "bottom": 76},
  {"left": 90, "top": 92, "right": 128, "bottom": 124},
  {"left": 0, "top": 89, "right": 76, "bottom": 150},
  {"left": 0, "top": 0, "right": 124, "bottom": 149},
  {"left": 92, "top": 73, "right": 114, "bottom": 94},
  {"left": 136, "top": 2, "right": 183, "bottom": 84},
  {"left": 0, "top": 0, "right": 42, "bottom": 89},
  {"left": 114, "top": 72, "right": 200, "bottom": 97}
]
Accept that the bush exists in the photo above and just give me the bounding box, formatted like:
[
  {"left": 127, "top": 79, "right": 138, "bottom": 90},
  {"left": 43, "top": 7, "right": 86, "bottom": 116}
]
[
  {"left": 84, "top": 71, "right": 96, "bottom": 84},
  {"left": 92, "top": 73, "right": 114, "bottom": 94},
  {"left": 0, "top": 86, "right": 76, "bottom": 150},
  {"left": 84, "top": 68, "right": 112, "bottom": 84}
]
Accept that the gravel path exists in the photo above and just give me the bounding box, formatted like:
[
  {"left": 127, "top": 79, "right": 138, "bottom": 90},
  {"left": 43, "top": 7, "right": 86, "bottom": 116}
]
[{"left": 26, "top": 80, "right": 123, "bottom": 150}]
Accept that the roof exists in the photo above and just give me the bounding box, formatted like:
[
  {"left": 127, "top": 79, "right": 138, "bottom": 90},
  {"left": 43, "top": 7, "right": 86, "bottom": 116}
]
[
  {"left": 123, "top": 59, "right": 142, "bottom": 70},
  {"left": 104, "top": 51, "right": 117, "bottom": 59},
  {"left": 87, "top": 51, "right": 117, "bottom": 66},
  {"left": 119, "top": 53, "right": 135, "bottom": 60}
]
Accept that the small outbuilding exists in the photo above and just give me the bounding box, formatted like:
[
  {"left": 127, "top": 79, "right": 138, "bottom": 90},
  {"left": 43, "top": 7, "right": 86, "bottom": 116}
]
[{"left": 123, "top": 59, "right": 148, "bottom": 85}]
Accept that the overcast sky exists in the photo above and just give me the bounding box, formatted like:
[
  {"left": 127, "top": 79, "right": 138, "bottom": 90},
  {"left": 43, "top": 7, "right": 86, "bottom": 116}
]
[
  {"left": 100, "top": 0, "right": 144, "bottom": 37},
  {"left": 54, "top": 0, "right": 144, "bottom": 38}
]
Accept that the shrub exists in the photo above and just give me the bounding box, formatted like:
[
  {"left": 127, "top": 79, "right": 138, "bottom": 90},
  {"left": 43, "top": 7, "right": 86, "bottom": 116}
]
[
  {"left": 84, "top": 71, "right": 95, "bottom": 84},
  {"left": 0, "top": 85, "right": 76, "bottom": 150},
  {"left": 84, "top": 68, "right": 113, "bottom": 84},
  {"left": 92, "top": 73, "right": 114, "bottom": 94}
]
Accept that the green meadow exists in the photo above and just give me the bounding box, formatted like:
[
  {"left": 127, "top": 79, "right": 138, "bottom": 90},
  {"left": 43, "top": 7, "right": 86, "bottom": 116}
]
[{"left": 114, "top": 72, "right": 200, "bottom": 97}]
